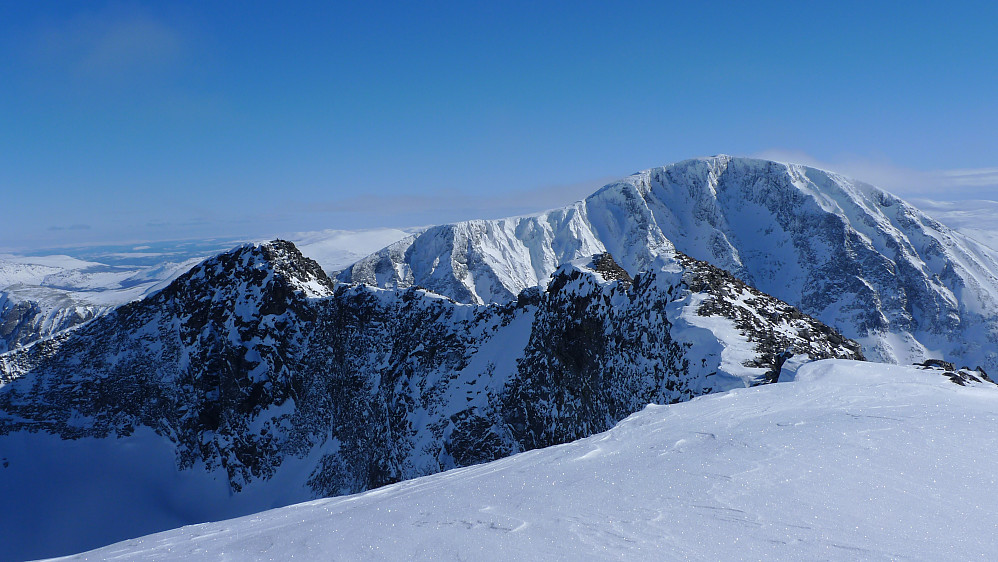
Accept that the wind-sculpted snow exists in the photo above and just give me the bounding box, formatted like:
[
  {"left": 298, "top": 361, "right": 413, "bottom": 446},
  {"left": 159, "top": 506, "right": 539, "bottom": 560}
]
[
  {"left": 0, "top": 241, "right": 862, "bottom": 560},
  {"left": 341, "top": 156, "right": 998, "bottom": 372}
]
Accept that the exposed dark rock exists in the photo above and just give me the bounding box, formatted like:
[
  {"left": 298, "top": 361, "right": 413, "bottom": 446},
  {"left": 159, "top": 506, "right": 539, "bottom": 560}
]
[
  {"left": 676, "top": 251, "right": 864, "bottom": 385},
  {"left": 919, "top": 359, "right": 956, "bottom": 372},
  {"left": 914, "top": 359, "right": 995, "bottom": 386},
  {"left": 590, "top": 253, "right": 633, "bottom": 286}
]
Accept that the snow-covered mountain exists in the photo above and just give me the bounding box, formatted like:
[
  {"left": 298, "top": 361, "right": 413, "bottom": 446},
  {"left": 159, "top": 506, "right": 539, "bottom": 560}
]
[
  {"left": 0, "top": 240, "right": 861, "bottom": 560},
  {"left": 63, "top": 359, "right": 998, "bottom": 561},
  {"left": 0, "top": 257, "right": 204, "bottom": 354},
  {"left": 0, "top": 242, "right": 244, "bottom": 354},
  {"left": 3, "top": 157, "right": 996, "bottom": 560},
  {"left": 340, "top": 156, "right": 998, "bottom": 372}
]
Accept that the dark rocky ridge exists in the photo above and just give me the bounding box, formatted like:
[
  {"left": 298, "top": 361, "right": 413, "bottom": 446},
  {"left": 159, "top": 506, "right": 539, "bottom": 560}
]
[
  {"left": 675, "top": 251, "right": 864, "bottom": 383},
  {"left": 1, "top": 240, "right": 864, "bottom": 498},
  {"left": 590, "top": 252, "right": 633, "bottom": 285}
]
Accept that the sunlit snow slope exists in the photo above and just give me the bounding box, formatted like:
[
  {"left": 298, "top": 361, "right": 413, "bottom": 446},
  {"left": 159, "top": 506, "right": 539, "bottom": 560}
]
[
  {"left": 341, "top": 156, "right": 998, "bottom": 371},
  {"left": 65, "top": 360, "right": 998, "bottom": 561}
]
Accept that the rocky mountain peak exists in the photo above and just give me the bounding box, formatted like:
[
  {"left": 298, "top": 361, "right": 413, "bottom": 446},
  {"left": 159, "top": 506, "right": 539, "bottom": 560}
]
[
  {"left": 1, "top": 235, "right": 867, "bottom": 554},
  {"left": 162, "top": 240, "right": 335, "bottom": 301}
]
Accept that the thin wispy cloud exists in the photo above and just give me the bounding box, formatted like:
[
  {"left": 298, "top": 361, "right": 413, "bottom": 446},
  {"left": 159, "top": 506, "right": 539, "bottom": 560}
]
[
  {"left": 47, "top": 224, "right": 92, "bottom": 231},
  {"left": 305, "top": 176, "right": 617, "bottom": 224},
  {"left": 31, "top": 11, "right": 185, "bottom": 83},
  {"left": 938, "top": 168, "right": 998, "bottom": 187},
  {"left": 751, "top": 149, "right": 998, "bottom": 200}
]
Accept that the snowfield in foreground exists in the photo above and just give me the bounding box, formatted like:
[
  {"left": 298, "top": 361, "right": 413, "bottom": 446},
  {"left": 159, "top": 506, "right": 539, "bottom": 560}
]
[{"left": 63, "top": 360, "right": 998, "bottom": 561}]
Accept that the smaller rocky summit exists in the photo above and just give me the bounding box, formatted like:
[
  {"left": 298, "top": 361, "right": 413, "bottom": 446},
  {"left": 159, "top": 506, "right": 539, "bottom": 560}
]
[{"left": 1, "top": 242, "right": 865, "bottom": 493}]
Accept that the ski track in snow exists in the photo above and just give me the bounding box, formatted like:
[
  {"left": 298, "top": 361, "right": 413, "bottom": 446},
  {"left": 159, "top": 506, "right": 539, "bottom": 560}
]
[{"left": 58, "top": 360, "right": 998, "bottom": 562}]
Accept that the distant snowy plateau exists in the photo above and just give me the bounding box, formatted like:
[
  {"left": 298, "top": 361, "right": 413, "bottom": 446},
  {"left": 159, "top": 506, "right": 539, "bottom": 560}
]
[{"left": 1, "top": 156, "right": 997, "bottom": 560}]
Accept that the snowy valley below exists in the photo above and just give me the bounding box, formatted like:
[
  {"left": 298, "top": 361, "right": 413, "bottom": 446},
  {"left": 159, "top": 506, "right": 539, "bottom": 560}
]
[{"left": 2, "top": 156, "right": 998, "bottom": 560}]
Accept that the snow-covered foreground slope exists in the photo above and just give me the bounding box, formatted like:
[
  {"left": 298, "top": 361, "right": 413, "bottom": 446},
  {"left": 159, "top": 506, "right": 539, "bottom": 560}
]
[
  {"left": 64, "top": 360, "right": 998, "bottom": 561},
  {"left": 341, "top": 156, "right": 998, "bottom": 372}
]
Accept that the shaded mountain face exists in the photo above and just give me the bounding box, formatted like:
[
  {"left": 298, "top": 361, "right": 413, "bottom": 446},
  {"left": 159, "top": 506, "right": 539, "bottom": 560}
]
[
  {"left": 339, "top": 156, "right": 998, "bottom": 372},
  {"left": 1, "top": 241, "right": 861, "bottom": 504}
]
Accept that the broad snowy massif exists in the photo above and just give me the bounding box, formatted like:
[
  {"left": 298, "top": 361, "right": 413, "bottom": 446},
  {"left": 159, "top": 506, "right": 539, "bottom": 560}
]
[
  {"left": 342, "top": 156, "right": 998, "bottom": 372},
  {"left": 1, "top": 157, "right": 997, "bottom": 561},
  {"left": 64, "top": 360, "right": 998, "bottom": 561}
]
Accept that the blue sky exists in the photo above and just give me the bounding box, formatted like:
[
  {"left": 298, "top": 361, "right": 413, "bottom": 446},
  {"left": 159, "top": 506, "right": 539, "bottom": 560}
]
[{"left": 2, "top": 1, "right": 996, "bottom": 250}]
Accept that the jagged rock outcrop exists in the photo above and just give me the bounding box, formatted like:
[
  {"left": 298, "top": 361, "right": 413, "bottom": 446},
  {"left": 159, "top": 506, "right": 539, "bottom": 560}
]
[{"left": 914, "top": 359, "right": 994, "bottom": 387}]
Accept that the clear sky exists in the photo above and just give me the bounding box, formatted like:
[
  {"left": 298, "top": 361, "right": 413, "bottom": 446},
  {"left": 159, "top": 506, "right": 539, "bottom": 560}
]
[{"left": 2, "top": 1, "right": 996, "bottom": 251}]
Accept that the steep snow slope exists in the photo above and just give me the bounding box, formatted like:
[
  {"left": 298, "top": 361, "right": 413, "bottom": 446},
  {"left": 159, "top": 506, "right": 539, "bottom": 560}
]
[
  {"left": 912, "top": 198, "right": 998, "bottom": 251},
  {"left": 341, "top": 156, "right": 998, "bottom": 371},
  {"left": 0, "top": 241, "right": 861, "bottom": 560},
  {"left": 63, "top": 360, "right": 998, "bottom": 561}
]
